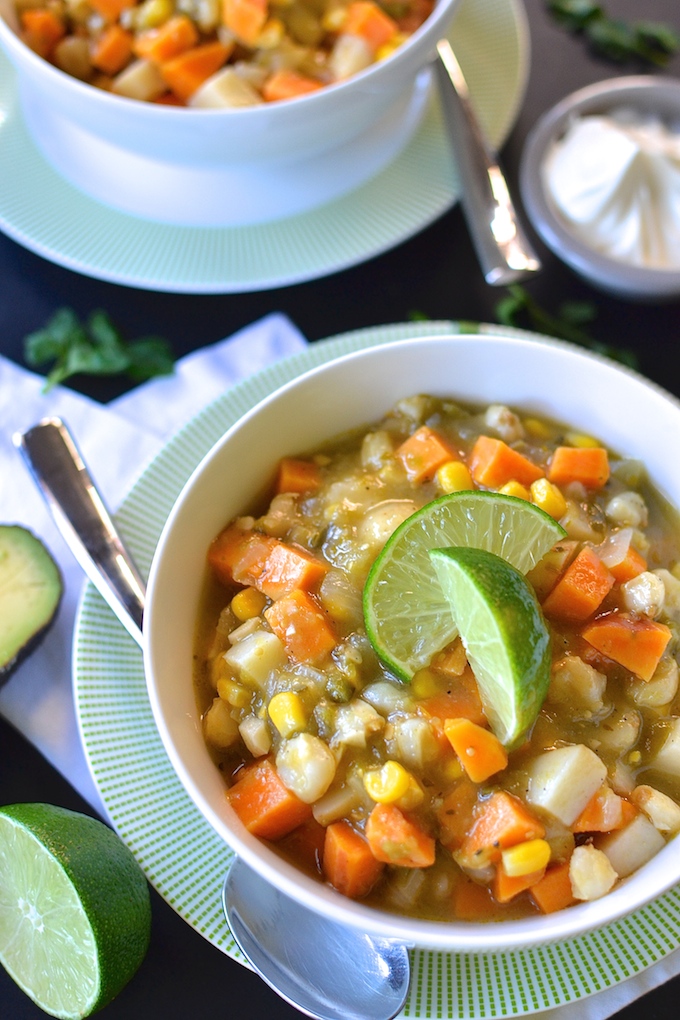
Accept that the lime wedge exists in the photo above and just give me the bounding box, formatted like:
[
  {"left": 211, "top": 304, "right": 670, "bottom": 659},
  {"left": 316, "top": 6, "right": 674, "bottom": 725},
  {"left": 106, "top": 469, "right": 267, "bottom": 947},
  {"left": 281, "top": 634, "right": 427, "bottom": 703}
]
[
  {"left": 363, "top": 491, "right": 565, "bottom": 682},
  {"left": 429, "top": 546, "right": 551, "bottom": 747},
  {"left": 0, "top": 803, "right": 151, "bottom": 1019}
]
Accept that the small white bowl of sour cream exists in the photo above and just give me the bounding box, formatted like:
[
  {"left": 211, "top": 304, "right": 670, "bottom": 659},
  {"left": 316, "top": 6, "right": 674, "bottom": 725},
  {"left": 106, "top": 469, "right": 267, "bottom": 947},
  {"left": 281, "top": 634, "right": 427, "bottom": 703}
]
[{"left": 520, "top": 75, "right": 680, "bottom": 301}]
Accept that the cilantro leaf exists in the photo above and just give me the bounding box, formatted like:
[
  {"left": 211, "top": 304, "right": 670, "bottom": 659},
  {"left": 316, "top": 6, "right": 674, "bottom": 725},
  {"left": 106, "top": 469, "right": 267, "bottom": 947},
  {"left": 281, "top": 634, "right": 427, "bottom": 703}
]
[
  {"left": 495, "top": 285, "right": 637, "bottom": 368},
  {"left": 24, "top": 308, "right": 175, "bottom": 392},
  {"left": 546, "top": 0, "right": 680, "bottom": 66}
]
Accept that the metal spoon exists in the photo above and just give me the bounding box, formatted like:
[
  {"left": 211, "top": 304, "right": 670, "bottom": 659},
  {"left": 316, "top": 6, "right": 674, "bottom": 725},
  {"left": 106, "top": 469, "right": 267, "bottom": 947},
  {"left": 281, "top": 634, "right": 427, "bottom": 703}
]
[
  {"left": 434, "top": 37, "right": 542, "bottom": 285},
  {"left": 14, "top": 416, "right": 411, "bottom": 1020}
]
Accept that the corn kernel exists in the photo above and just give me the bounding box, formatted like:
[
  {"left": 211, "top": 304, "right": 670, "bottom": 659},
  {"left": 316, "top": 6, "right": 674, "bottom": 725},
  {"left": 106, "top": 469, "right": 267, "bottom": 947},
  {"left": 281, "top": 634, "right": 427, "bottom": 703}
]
[
  {"left": 501, "top": 838, "right": 551, "bottom": 877},
  {"left": 375, "top": 31, "right": 407, "bottom": 60},
  {"left": 135, "top": 0, "right": 173, "bottom": 29},
  {"left": 436, "top": 460, "right": 474, "bottom": 494},
  {"left": 523, "top": 417, "right": 552, "bottom": 439},
  {"left": 499, "top": 480, "right": 530, "bottom": 500},
  {"left": 439, "top": 755, "right": 464, "bottom": 783},
  {"left": 530, "top": 477, "right": 567, "bottom": 520},
  {"left": 231, "top": 587, "right": 267, "bottom": 622},
  {"left": 628, "top": 750, "right": 642, "bottom": 765},
  {"left": 565, "top": 431, "right": 600, "bottom": 448},
  {"left": 256, "top": 16, "right": 284, "bottom": 47},
  {"left": 411, "top": 667, "right": 444, "bottom": 699},
  {"left": 364, "top": 760, "right": 413, "bottom": 804},
  {"left": 268, "top": 691, "right": 307, "bottom": 738},
  {"left": 217, "top": 677, "right": 252, "bottom": 708},
  {"left": 322, "top": 5, "right": 346, "bottom": 30}
]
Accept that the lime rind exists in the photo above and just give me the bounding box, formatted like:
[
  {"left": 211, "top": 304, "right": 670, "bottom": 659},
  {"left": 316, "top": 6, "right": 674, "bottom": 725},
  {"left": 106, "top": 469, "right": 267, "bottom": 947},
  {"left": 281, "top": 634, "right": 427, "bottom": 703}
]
[
  {"left": 363, "top": 490, "right": 565, "bottom": 682},
  {"left": 430, "top": 546, "right": 552, "bottom": 748}
]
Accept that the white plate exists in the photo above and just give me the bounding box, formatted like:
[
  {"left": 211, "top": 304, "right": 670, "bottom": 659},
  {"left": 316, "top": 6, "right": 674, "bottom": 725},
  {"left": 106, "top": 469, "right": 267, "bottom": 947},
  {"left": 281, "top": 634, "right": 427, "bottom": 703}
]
[
  {"left": 0, "top": 0, "right": 528, "bottom": 292},
  {"left": 73, "top": 320, "right": 680, "bottom": 1019}
]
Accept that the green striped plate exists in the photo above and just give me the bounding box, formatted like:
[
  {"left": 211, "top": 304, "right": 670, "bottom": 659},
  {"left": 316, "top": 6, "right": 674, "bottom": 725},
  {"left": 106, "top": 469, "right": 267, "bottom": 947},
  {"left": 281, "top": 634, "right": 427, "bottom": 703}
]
[{"left": 74, "top": 322, "right": 680, "bottom": 1016}]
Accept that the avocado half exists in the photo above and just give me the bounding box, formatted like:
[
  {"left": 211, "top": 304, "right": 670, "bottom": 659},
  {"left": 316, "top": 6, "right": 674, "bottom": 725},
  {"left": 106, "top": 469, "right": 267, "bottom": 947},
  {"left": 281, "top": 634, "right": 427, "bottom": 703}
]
[{"left": 0, "top": 525, "right": 63, "bottom": 684}]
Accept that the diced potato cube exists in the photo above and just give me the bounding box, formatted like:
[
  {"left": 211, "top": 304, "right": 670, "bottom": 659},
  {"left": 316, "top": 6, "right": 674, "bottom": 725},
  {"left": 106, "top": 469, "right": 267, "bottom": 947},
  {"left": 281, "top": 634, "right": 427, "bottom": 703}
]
[
  {"left": 190, "top": 67, "right": 264, "bottom": 108},
  {"left": 526, "top": 744, "right": 607, "bottom": 826},
  {"left": 596, "top": 812, "right": 666, "bottom": 877},
  {"left": 329, "top": 700, "right": 384, "bottom": 749},
  {"left": 238, "top": 714, "right": 272, "bottom": 757},
  {"left": 569, "top": 844, "right": 617, "bottom": 901},
  {"left": 654, "top": 568, "right": 680, "bottom": 624},
  {"left": 223, "top": 630, "right": 287, "bottom": 686},
  {"left": 329, "top": 33, "right": 372, "bottom": 79},
  {"left": 649, "top": 717, "right": 680, "bottom": 778},
  {"left": 631, "top": 785, "right": 680, "bottom": 833},
  {"left": 312, "top": 774, "right": 366, "bottom": 826},
  {"left": 112, "top": 58, "right": 166, "bottom": 101}
]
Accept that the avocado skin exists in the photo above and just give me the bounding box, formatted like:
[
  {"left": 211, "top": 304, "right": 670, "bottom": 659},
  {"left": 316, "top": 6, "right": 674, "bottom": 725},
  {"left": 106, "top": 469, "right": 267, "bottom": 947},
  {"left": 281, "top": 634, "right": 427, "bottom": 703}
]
[{"left": 0, "top": 525, "right": 63, "bottom": 686}]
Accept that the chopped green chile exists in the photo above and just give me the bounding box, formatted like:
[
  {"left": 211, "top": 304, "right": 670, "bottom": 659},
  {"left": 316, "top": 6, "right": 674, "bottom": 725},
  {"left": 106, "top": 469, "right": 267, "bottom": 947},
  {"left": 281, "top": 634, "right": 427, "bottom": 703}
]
[{"left": 194, "top": 395, "right": 680, "bottom": 922}]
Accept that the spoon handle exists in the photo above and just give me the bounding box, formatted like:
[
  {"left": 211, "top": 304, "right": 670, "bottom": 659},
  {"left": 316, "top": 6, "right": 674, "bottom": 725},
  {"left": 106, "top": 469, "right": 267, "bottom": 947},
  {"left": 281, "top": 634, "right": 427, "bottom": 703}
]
[
  {"left": 434, "top": 38, "right": 542, "bottom": 286},
  {"left": 14, "top": 417, "right": 145, "bottom": 646}
]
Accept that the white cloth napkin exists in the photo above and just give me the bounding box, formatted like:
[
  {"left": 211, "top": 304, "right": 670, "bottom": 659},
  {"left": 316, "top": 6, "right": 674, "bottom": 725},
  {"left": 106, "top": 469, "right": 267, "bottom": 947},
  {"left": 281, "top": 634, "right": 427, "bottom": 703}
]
[
  {"left": 0, "top": 311, "right": 678, "bottom": 1018},
  {"left": 0, "top": 312, "right": 307, "bottom": 815}
]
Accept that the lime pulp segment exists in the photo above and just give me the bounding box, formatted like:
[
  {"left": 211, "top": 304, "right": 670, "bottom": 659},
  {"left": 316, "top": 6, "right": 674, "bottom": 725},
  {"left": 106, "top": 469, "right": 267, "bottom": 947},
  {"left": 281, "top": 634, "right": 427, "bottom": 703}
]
[
  {"left": 363, "top": 490, "right": 565, "bottom": 682},
  {"left": 430, "top": 546, "right": 552, "bottom": 748}
]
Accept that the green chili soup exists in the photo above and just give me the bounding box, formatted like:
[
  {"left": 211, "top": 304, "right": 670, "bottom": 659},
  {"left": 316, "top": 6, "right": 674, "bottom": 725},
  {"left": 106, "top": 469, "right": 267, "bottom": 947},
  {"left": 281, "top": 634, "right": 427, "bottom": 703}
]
[{"left": 193, "top": 394, "right": 680, "bottom": 923}]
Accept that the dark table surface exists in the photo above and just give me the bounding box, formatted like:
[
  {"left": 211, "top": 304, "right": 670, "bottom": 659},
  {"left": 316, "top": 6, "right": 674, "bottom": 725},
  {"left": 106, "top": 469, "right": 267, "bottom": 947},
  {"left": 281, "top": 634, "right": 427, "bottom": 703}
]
[{"left": 2, "top": 0, "right": 680, "bottom": 1016}]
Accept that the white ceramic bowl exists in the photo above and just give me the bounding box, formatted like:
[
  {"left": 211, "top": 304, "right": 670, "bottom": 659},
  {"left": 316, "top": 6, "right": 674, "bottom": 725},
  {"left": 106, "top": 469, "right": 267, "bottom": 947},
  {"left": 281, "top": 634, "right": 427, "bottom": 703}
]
[
  {"left": 144, "top": 332, "right": 680, "bottom": 954},
  {"left": 520, "top": 76, "right": 680, "bottom": 301},
  {"left": 0, "top": 0, "right": 459, "bottom": 226}
]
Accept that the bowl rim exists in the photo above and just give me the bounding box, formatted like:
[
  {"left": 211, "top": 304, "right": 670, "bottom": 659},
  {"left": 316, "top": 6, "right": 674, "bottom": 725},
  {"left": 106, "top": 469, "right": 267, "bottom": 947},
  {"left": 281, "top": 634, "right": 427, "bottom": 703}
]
[
  {"left": 143, "top": 330, "right": 680, "bottom": 954},
  {"left": 519, "top": 74, "right": 680, "bottom": 292},
  {"left": 0, "top": 0, "right": 459, "bottom": 117}
]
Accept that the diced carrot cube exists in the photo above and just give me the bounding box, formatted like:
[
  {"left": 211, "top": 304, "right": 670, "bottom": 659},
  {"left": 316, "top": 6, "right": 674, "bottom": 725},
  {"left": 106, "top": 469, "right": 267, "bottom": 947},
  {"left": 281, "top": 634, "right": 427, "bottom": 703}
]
[
  {"left": 608, "top": 544, "right": 648, "bottom": 583},
  {"left": 435, "top": 779, "right": 478, "bottom": 850},
  {"left": 530, "top": 861, "right": 576, "bottom": 914},
  {"left": 342, "top": 0, "right": 397, "bottom": 50},
  {"left": 222, "top": 0, "right": 268, "bottom": 44},
  {"left": 90, "top": 23, "right": 133, "bottom": 75},
  {"left": 493, "top": 863, "right": 546, "bottom": 903},
  {"left": 459, "top": 791, "right": 545, "bottom": 866},
  {"left": 133, "top": 14, "right": 199, "bottom": 62},
  {"left": 396, "top": 425, "right": 457, "bottom": 483},
  {"left": 323, "top": 821, "right": 384, "bottom": 898},
  {"left": 548, "top": 446, "right": 610, "bottom": 489},
  {"left": 262, "top": 69, "right": 323, "bottom": 102},
  {"left": 418, "top": 666, "right": 487, "bottom": 729},
  {"left": 469, "top": 435, "right": 544, "bottom": 489},
  {"left": 276, "top": 457, "right": 322, "bottom": 494},
  {"left": 582, "top": 612, "right": 672, "bottom": 681},
  {"left": 365, "top": 803, "right": 435, "bottom": 868},
  {"left": 541, "top": 545, "right": 614, "bottom": 622},
  {"left": 453, "top": 878, "right": 497, "bottom": 920},
  {"left": 256, "top": 542, "right": 328, "bottom": 599},
  {"left": 20, "top": 8, "right": 65, "bottom": 57},
  {"left": 161, "top": 40, "right": 231, "bottom": 101},
  {"left": 443, "top": 718, "right": 508, "bottom": 783},
  {"left": 227, "top": 757, "right": 312, "bottom": 839},
  {"left": 265, "top": 589, "right": 337, "bottom": 663}
]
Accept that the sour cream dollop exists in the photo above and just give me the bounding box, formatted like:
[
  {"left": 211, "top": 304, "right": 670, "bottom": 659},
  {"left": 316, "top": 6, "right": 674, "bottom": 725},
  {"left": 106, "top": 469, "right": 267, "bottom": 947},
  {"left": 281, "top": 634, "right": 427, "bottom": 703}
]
[{"left": 542, "top": 108, "right": 680, "bottom": 269}]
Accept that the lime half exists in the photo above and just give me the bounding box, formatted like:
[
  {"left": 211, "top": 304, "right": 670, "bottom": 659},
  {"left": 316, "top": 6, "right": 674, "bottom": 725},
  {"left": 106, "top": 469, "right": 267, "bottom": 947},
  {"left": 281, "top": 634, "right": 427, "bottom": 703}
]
[
  {"left": 363, "top": 491, "right": 565, "bottom": 682},
  {"left": 0, "top": 803, "right": 151, "bottom": 1019},
  {"left": 430, "top": 546, "right": 551, "bottom": 748}
]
